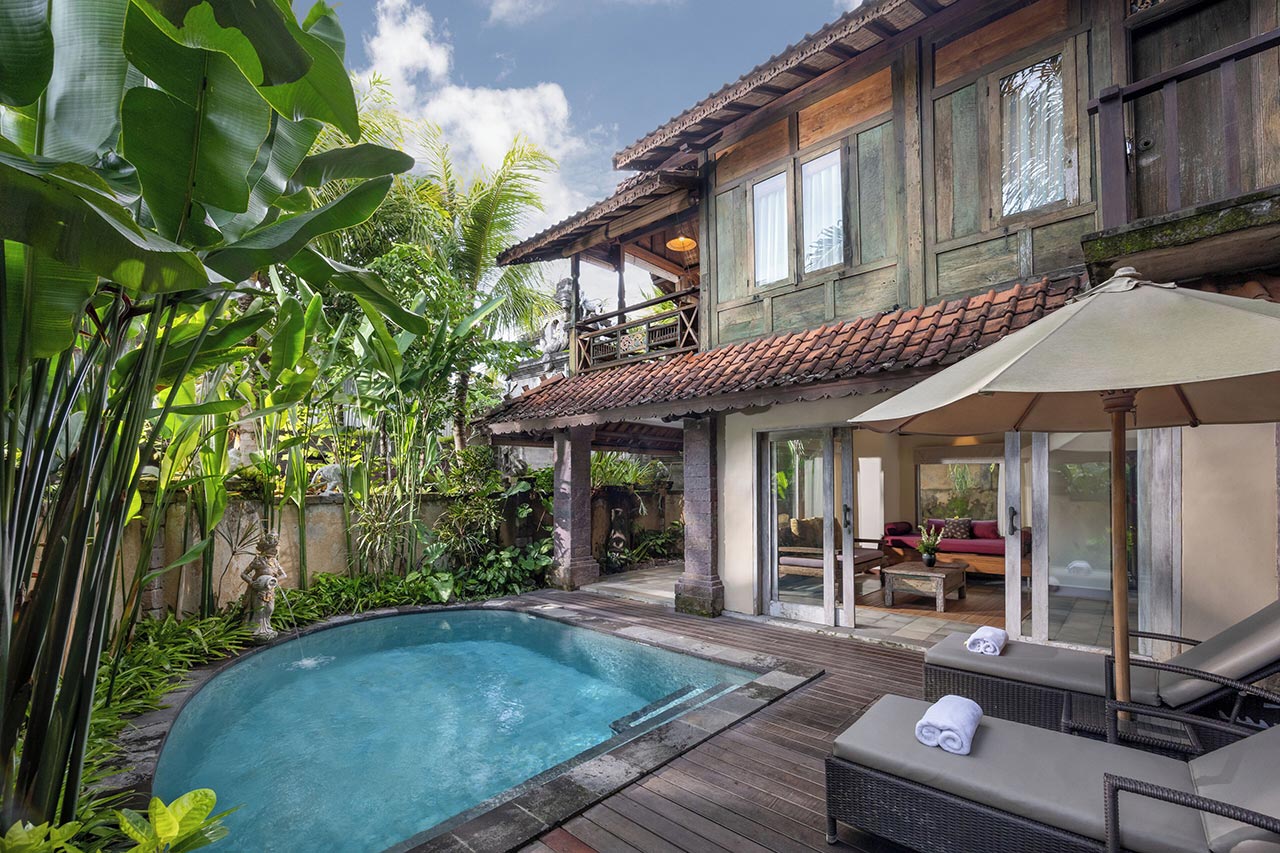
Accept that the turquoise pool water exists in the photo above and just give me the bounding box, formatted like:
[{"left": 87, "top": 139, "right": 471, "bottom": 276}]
[{"left": 152, "top": 609, "right": 753, "bottom": 852}]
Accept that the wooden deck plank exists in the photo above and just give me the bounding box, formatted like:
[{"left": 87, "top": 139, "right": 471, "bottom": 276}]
[{"left": 516, "top": 591, "right": 926, "bottom": 853}]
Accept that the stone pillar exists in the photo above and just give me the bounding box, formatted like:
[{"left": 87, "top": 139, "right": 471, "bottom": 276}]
[
  {"left": 676, "top": 416, "right": 724, "bottom": 616},
  {"left": 552, "top": 424, "right": 600, "bottom": 589}
]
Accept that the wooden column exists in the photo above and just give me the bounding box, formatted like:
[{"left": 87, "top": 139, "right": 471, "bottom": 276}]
[
  {"left": 1104, "top": 390, "right": 1137, "bottom": 708},
  {"left": 1096, "top": 86, "right": 1130, "bottom": 229},
  {"left": 675, "top": 417, "right": 724, "bottom": 616},
  {"left": 840, "top": 428, "right": 857, "bottom": 628},
  {"left": 569, "top": 253, "right": 581, "bottom": 374},
  {"left": 552, "top": 424, "right": 599, "bottom": 589},
  {"left": 1003, "top": 431, "right": 1025, "bottom": 638},
  {"left": 616, "top": 245, "right": 627, "bottom": 325}
]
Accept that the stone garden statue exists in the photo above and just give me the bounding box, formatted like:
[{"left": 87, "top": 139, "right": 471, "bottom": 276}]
[{"left": 242, "top": 532, "right": 287, "bottom": 644}]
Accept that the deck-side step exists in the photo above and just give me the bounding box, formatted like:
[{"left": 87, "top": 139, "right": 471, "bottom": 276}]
[
  {"left": 609, "top": 681, "right": 738, "bottom": 734},
  {"left": 610, "top": 685, "right": 696, "bottom": 733}
]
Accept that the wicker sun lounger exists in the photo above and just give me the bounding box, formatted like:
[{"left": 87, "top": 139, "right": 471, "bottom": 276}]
[
  {"left": 923, "top": 599, "right": 1280, "bottom": 751},
  {"left": 825, "top": 694, "right": 1280, "bottom": 852}
]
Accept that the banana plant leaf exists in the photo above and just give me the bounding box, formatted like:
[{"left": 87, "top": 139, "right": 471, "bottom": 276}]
[
  {"left": 255, "top": 2, "right": 359, "bottom": 140},
  {"left": 209, "top": 114, "right": 321, "bottom": 241},
  {"left": 130, "top": 0, "right": 312, "bottom": 87},
  {"left": 287, "top": 247, "right": 432, "bottom": 336},
  {"left": 286, "top": 144, "right": 415, "bottom": 193},
  {"left": 0, "top": 141, "right": 212, "bottom": 294},
  {"left": 0, "top": 0, "right": 53, "bottom": 107},
  {"left": 121, "top": 6, "right": 274, "bottom": 242},
  {"left": 38, "top": 0, "right": 129, "bottom": 163},
  {"left": 204, "top": 177, "right": 391, "bottom": 281}
]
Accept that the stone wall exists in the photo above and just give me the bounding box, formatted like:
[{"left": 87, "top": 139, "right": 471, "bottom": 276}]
[{"left": 112, "top": 480, "right": 681, "bottom": 623}]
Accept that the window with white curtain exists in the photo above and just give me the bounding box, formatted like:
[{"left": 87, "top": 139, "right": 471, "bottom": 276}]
[
  {"left": 1000, "top": 54, "right": 1065, "bottom": 217},
  {"left": 801, "top": 150, "right": 844, "bottom": 272},
  {"left": 753, "top": 172, "right": 789, "bottom": 286}
]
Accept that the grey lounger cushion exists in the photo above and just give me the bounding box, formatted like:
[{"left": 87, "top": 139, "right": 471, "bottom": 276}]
[
  {"left": 1189, "top": 723, "right": 1280, "bottom": 852},
  {"left": 835, "top": 695, "right": 1205, "bottom": 853},
  {"left": 1162, "top": 600, "right": 1280, "bottom": 707},
  {"left": 926, "top": 631, "right": 1162, "bottom": 705},
  {"left": 927, "top": 598, "right": 1280, "bottom": 709}
]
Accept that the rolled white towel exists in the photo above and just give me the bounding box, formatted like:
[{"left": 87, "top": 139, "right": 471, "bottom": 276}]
[
  {"left": 964, "top": 626, "right": 1008, "bottom": 656},
  {"left": 914, "top": 695, "right": 983, "bottom": 755}
]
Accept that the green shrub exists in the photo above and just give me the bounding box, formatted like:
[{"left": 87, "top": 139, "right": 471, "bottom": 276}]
[
  {"left": 269, "top": 571, "right": 454, "bottom": 629},
  {"left": 431, "top": 447, "right": 532, "bottom": 575},
  {"left": 114, "top": 789, "right": 232, "bottom": 853},
  {"left": 632, "top": 521, "right": 684, "bottom": 562},
  {"left": 0, "top": 820, "right": 82, "bottom": 852},
  {"left": 463, "top": 540, "right": 553, "bottom": 598}
]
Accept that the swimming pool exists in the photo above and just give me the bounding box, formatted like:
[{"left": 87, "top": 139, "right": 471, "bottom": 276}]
[{"left": 152, "top": 609, "right": 755, "bottom": 852}]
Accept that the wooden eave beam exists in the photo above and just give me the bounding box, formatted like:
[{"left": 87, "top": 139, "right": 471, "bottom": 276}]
[
  {"left": 625, "top": 244, "right": 693, "bottom": 283},
  {"left": 754, "top": 83, "right": 791, "bottom": 97},
  {"left": 823, "top": 42, "right": 859, "bottom": 60},
  {"left": 563, "top": 188, "right": 696, "bottom": 257},
  {"left": 862, "top": 17, "right": 899, "bottom": 39}
]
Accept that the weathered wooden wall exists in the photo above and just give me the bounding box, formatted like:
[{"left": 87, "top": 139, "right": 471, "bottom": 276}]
[
  {"left": 702, "top": 0, "right": 1280, "bottom": 346},
  {"left": 1130, "top": 0, "right": 1280, "bottom": 217}
]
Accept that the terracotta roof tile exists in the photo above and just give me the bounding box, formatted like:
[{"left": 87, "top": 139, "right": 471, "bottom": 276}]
[{"left": 483, "top": 275, "right": 1085, "bottom": 426}]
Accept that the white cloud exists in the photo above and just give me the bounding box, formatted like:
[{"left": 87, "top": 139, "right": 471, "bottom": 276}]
[
  {"left": 485, "top": 0, "right": 682, "bottom": 26},
  {"left": 363, "top": 0, "right": 452, "bottom": 102},
  {"left": 359, "top": 0, "right": 638, "bottom": 308},
  {"left": 487, "top": 0, "right": 552, "bottom": 24}
]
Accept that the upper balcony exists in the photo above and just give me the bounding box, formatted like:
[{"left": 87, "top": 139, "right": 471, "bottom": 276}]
[
  {"left": 1084, "top": 27, "right": 1280, "bottom": 282},
  {"left": 497, "top": 170, "right": 702, "bottom": 375},
  {"left": 574, "top": 287, "right": 700, "bottom": 371}
]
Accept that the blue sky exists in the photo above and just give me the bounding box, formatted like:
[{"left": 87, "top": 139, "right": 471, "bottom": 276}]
[{"left": 335, "top": 0, "right": 856, "bottom": 303}]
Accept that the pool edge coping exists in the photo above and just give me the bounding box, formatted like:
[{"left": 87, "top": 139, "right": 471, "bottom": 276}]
[{"left": 102, "top": 595, "right": 825, "bottom": 853}]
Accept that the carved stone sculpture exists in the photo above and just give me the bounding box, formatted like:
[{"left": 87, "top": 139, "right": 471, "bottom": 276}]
[{"left": 241, "top": 532, "right": 287, "bottom": 643}]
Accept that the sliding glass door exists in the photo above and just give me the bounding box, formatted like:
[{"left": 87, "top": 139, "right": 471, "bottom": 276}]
[
  {"left": 766, "top": 432, "right": 828, "bottom": 621},
  {"left": 761, "top": 428, "right": 857, "bottom": 626},
  {"left": 1010, "top": 429, "right": 1181, "bottom": 653}
]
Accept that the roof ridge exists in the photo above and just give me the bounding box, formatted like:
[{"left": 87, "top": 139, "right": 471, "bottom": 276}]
[{"left": 613, "top": 0, "right": 920, "bottom": 168}]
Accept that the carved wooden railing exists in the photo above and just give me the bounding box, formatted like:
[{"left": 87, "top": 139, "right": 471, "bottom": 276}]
[
  {"left": 574, "top": 287, "right": 699, "bottom": 372},
  {"left": 1090, "top": 27, "right": 1280, "bottom": 229}
]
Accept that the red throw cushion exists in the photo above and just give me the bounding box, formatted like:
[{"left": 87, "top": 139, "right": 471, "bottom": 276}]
[
  {"left": 885, "top": 534, "right": 921, "bottom": 549},
  {"left": 972, "top": 520, "right": 1000, "bottom": 539},
  {"left": 884, "top": 521, "right": 913, "bottom": 536},
  {"left": 938, "top": 537, "right": 1005, "bottom": 556}
]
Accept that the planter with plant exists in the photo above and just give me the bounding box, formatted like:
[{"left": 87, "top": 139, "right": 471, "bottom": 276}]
[{"left": 919, "top": 525, "right": 943, "bottom": 568}]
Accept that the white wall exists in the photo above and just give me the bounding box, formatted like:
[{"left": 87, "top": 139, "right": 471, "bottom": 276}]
[{"left": 1180, "top": 423, "right": 1279, "bottom": 639}]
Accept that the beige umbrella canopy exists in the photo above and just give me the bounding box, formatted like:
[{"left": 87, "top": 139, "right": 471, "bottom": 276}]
[{"left": 851, "top": 267, "right": 1280, "bottom": 705}]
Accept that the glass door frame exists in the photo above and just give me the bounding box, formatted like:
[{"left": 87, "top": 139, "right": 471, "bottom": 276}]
[
  {"left": 757, "top": 426, "right": 857, "bottom": 627},
  {"left": 1004, "top": 429, "right": 1184, "bottom": 656}
]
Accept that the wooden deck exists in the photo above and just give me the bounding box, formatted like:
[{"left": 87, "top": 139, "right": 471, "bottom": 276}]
[{"left": 518, "top": 590, "right": 924, "bottom": 853}]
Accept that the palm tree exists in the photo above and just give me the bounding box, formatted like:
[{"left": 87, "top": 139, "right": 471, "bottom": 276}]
[
  {"left": 310, "top": 86, "right": 558, "bottom": 450},
  {"left": 415, "top": 133, "right": 558, "bottom": 451}
]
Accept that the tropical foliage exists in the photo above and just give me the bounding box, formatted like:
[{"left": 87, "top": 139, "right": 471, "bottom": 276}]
[{"left": 0, "top": 0, "right": 515, "bottom": 834}]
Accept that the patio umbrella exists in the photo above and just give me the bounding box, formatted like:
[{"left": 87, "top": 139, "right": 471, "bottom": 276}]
[{"left": 849, "top": 267, "right": 1280, "bottom": 705}]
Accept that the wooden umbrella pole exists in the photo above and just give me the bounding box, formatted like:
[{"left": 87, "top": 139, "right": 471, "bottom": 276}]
[{"left": 1102, "top": 391, "right": 1136, "bottom": 711}]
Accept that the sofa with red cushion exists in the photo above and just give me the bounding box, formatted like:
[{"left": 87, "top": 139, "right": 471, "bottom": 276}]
[{"left": 881, "top": 519, "right": 1031, "bottom": 576}]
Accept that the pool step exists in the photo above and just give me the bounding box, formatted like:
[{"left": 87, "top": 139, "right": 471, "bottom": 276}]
[
  {"left": 610, "top": 685, "right": 695, "bottom": 733},
  {"left": 609, "top": 681, "right": 738, "bottom": 735}
]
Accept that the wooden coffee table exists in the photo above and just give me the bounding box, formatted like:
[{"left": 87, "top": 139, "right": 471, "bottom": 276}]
[{"left": 881, "top": 560, "right": 968, "bottom": 612}]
